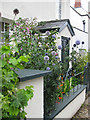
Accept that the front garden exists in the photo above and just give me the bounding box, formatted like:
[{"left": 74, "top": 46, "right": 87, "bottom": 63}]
[{"left": 0, "top": 17, "right": 88, "bottom": 119}]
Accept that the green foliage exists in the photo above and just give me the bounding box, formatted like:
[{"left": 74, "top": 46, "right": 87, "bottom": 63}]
[
  {"left": 60, "top": 44, "right": 70, "bottom": 77},
  {"left": 9, "top": 18, "right": 62, "bottom": 114},
  {"left": 88, "top": 50, "right": 90, "bottom": 63},
  {"left": 70, "top": 49, "right": 88, "bottom": 74},
  {"left": 1, "top": 21, "right": 34, "bottom": 119},
  {"left": 1, "top": 17, "right": 87, "bottom": 117},
  {"left": 63, "top": 79, "right": 70, "bottom": 93},
  {"left": 71, "top": 77, "right": 81, "bottom": 87}
]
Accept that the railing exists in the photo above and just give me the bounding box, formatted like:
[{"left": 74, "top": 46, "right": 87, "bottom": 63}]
[
  {"left": 63, "top": 69, "right": 84, "bottom": 95},
  {"left": 44, "top": 69, "right": 86, "bottom": 119}
]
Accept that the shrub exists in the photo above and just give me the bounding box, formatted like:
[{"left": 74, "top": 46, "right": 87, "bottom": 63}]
[
  {"left": 9, "top": 18, "right": 62, "bottom": 114},
  {"left": 0, "top": 44, "right": 34, "bottom": 119}
]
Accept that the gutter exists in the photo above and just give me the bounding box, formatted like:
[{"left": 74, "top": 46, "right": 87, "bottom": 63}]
[{"left": 70, "top": 6, "right": 90, "bottom": 19}]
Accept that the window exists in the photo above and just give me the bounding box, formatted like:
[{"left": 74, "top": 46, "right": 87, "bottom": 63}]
[
  {"left": 0, "top": 17, "right": 12, "bottom": 44},
  {"left": 1, "top": 22, "right": 9, "bottom": 33}
]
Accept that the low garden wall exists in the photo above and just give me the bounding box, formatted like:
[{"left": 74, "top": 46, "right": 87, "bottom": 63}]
[
  {"left": 16, "top": 69, "right": 86, "bottom": 119},
  {"left": 16, "top": 69, "right": 51, "bottom": 118},
  {"left": 45, "top": 85, "right": 86, "bottom": 119}
]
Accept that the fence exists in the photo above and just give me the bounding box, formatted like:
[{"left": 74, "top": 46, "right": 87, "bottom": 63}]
[{"left": 44, "top": 69, "right": 86, "bottom": 119}]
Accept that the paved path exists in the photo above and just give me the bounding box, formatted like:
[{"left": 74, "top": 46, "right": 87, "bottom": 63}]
[{"left": 72, "top": 92, "right": 90, "bottom": 119}]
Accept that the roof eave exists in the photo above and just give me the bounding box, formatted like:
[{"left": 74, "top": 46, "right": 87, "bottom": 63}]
[
  {"left": 0, "top": 17, "right": 13, "bottom": 23},
  {"left": 59, "top": 21, "right": 75, "bottom": 36},
  {"left": 36, "top": 19, "right": 75, "bottom": 36}
]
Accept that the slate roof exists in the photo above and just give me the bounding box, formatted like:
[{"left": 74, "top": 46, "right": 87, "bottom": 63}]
[{"left": 36, "top": 19, "right": 75, "bottom": 36}]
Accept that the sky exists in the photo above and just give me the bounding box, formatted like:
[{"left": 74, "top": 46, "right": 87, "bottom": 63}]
[{"left": 1, "top": 0, "right": 90, "bottom": 10}]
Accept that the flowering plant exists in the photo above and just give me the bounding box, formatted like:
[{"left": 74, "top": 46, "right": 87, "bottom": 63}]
[
  {"left": 8, "top": 18, "right": 63, "bottom": 115},
  {"left": 0, "top": 43, "right": 33, "bottom": 119},
  {"left": 70, "top": 40, "right": 88, "bottom": 74}
]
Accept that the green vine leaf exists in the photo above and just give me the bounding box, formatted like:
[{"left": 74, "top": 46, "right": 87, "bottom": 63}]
[
  {"left": 0, "top": 60, "right": 7, "bottom": 67},
  {"left": 9, "top": 58, "right": 18, "bottom": 65},
  {"left": 1, "top": 45, "right": 11, "bottom": 54},
  {"left": 19, "top": 56, "right": 29, "bottom": 62}
]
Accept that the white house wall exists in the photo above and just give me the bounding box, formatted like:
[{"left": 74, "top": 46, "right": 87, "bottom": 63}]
[
  {"left": 70, "top": 7, "right": 88, "bottom": 32},
  {"left": 19, "top": 76, "right": 44, "bottom": 118},
  {"left": 61, "top": 0, "right": 70, "bottom": 19},
  {"left": 0, "top": 0, "right": 60, "bottom": 21},
  {"left": 0, "top": 0, "right": 71, "bottom": 21},
  {"left": 70, "top": 0, "right": 89, "bottom": 32},
  {"left": 70, "top": 0, "right": 89, "bottom": 51},
  {"left": 72, "top": 28, "right": 88, "bottom": 51}
]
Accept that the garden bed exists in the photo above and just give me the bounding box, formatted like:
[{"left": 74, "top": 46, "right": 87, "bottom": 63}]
[{"left": 45, "top": 85, "right": 86, "bottom": 119}]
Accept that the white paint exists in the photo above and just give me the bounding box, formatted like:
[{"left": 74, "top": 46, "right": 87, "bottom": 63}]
[
  {"left": 56, "top": 0, "right": 59, "bottom": 19},
  {"left": 70, "top": 6, "right": 88, "bottom": 32},
  {"left": 0, "top": 0, "right": 59, "bottom": 2},
  {"left": 0, "top": 1, "right": 60, "bottom": 21},
  {"left": 19, "top": 76, "right": 44, "bottom": 118},
  {"left": 0, "top": 0, "right": 70, "bottom": 21},
  {"left": 55, "top": 88, "right": 86, "bottom": 119},
  {"left": 72, "top": 28, "right": 88, "bottom": 51},
  {"left": 61, "top": 0, "right": 70, "bottom": 19},
  {"left": 70, "top": 0, "right": 89, "bottom": 51}
]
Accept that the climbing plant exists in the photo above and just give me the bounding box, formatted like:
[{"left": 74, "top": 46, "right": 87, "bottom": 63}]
[
  {"left": 0, "top": 19, "right": 34, "bottom": 119},
  {"left": 8, "top": 18, "right": 63, "bottom": 115}
]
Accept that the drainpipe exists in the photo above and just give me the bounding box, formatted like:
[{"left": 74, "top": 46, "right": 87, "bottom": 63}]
[{"left": 82, "top": 20, "right": 85, "bottom": 32}]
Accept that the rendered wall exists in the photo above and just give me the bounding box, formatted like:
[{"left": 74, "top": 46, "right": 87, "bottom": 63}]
[
  {"left": 55, "top": 89, "right": 86, "bottom": 119},
  {"left": 61, "top": 0, "right": 70, "bottom": 19},
  {"left": 0, "top": 0, "right": 59, "bottom": 21},
  {"left": 19, "top": 76, "right": 44, "bottom": 118},
  {"left": 70, "top": 0, "right": 89, "bottom": 32},
  {"left": 72, "top": 28, "right": 88, "bottom": 51}
]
